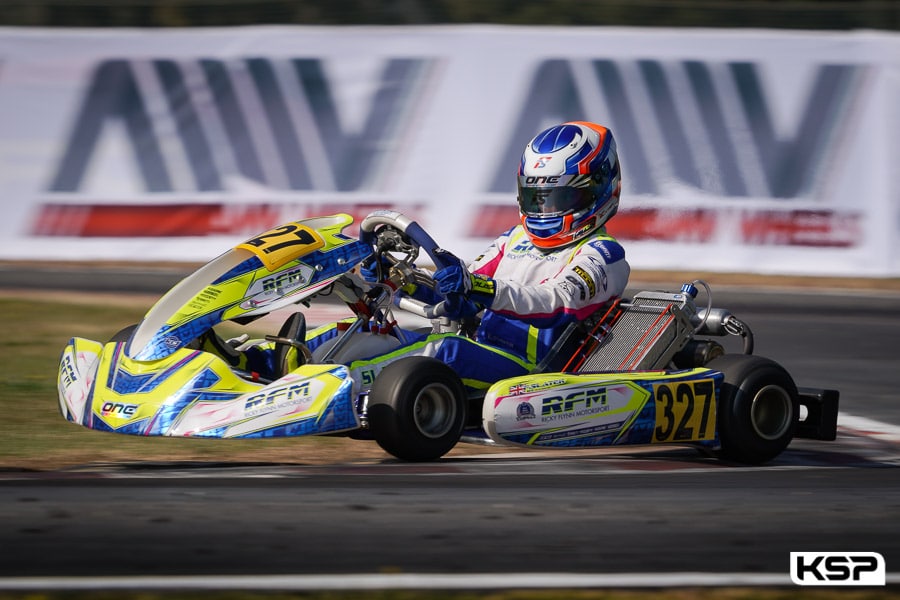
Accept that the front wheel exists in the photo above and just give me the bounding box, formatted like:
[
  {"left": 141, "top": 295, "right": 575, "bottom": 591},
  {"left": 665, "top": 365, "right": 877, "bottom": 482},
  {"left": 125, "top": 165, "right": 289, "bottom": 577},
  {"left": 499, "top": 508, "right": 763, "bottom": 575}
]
[
  {"left": 707, "top": 354, "right": 799, "bottom": 465},
  {"left": 367, "top": 357, "right": 467, "bottom": 461},
  {"left": 108, "top": 324, "right": 138, "bottom": 343}
]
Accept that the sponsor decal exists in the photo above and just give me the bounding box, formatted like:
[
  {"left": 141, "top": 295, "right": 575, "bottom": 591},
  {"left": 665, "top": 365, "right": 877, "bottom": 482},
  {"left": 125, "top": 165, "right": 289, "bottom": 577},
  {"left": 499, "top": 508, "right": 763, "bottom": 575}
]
[
  {"left": 523, "top": 174, "right": 560, "bottom": 185},
  {"left": 100, "top": 401, "right": 139, "bottom": 418},
  {"left": 187, "top": 287, "right": 222, "bottom": 311},
  {"left": 561, "top": 275, "right": 584, "bottom": 300},
  {"left": 470, "top": 274, "right": 495, "bottom": 297},
  {"left": 541, "top": 387, "right": 609, "bottom": 423},
  {"left": 589, "top": 241, "right": 614, "bottom": 261},
  {"left": 492, "top": 380, "right": 651, "bottom": 442},
  {"left": 505, "top": 378, "right": 566, "bottom": 396},
  {"left": 503, "top": 239, "right": 562, "bottom": 263},
  {"left": 537, "top": 420, "right": 627, "bottom": 441},
  {"left": 586, "top": 257, "right": 609, "bottom": 291},
  {"left": 241, "top": 264, "right": 316, "bottom": 309},
  {"left": 570, "top": 218, "right": 596, "bottom": 241},
  {"left": 244, "top": 381, "right": 313, "bottom": 417},
  {"left": 571, "top": 265, "right": 596, "bottom": 298},
  {"left": 262, "top": 267, "right": 312, "bottom": 293},
  {"left": 516, "top": 402, "right": 536, "bottom": 421},
  {"left": 60, "top": 353, "right": 78, "bottom": 387}
]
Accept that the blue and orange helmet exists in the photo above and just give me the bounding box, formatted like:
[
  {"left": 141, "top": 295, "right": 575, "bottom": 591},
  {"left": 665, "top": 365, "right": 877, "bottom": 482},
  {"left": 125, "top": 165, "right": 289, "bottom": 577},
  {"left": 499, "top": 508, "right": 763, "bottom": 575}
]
[{"left": 517, "top": 121, "right": 621, "bottom": 249}]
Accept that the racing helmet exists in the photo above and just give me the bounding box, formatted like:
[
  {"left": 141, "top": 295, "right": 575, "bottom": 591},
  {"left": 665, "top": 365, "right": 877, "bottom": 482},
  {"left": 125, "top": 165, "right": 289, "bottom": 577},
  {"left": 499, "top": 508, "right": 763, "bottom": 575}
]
[{"left": 517, "top": 121, "right": 621, "bottom": 249}]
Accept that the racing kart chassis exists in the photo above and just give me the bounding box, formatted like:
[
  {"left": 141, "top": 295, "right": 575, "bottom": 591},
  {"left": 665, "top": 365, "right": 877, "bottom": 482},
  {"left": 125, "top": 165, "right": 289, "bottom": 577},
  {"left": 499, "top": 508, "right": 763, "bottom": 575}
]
[{"left": 57, "top": 210, "right": 839, "bottom": 465}]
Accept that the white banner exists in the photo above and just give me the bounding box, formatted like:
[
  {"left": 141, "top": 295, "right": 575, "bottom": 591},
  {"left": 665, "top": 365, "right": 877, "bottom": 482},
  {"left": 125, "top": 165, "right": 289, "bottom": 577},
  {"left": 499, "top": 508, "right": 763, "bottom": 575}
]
[{"left": 1, "top": 26, "right": 898, "bottom": 276}]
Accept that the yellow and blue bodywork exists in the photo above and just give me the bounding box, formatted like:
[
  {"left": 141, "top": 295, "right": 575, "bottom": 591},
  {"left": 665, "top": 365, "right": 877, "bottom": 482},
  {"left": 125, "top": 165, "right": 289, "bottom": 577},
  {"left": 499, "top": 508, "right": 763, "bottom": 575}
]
[
  {"left": 483, "top": 369, "right": 725, "bottom": 449},
  {"left": 58, "top": 338, "right": 357, "bottom": 437},
  {"left": 57, "top": 214, "right": 369, "bottom": 439}
]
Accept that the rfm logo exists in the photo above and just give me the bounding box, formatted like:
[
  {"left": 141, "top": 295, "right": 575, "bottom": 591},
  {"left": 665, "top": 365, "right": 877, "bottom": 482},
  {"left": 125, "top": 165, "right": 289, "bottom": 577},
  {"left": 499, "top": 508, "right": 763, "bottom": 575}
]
[{"left": 790, "top": 552, "right": 886, "bottom": 586}]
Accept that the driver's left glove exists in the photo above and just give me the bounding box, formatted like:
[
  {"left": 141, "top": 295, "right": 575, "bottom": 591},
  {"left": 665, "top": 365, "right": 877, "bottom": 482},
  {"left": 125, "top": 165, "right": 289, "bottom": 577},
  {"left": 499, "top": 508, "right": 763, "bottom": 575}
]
[
  {"left": 359, "top": 256, "right": 388, "bottom": 284},
  {"left": 443, "top": 294, "right": 482, "bottom": 320}
]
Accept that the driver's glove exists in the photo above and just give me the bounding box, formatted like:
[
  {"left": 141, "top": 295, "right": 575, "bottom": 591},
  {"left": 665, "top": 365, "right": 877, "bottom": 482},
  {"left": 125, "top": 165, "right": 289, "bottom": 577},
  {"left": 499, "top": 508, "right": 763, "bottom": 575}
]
[
  {"left": 433, "top": 254, "right": 496, "bottom": 309},
  {"left": 359, "top": 256, "right": 389, "bottom": 284},
  {"left": 443, "top": 295, "right": 482, "bottom": 320}
]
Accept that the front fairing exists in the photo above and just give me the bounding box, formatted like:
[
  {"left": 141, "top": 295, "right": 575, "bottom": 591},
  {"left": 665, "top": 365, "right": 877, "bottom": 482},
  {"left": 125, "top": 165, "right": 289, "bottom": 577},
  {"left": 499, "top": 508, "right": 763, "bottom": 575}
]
[
  {"left": 128, "top": 214, "right": 372, "bottom": 361},
  {"left": 58, "top": 337, "right": 359, "bottom": 438}
]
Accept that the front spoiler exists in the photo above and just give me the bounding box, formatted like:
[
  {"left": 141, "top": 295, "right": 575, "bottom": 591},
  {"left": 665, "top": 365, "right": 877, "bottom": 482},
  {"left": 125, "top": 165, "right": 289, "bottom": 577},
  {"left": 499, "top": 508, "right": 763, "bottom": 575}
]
[{"left": 57, "top": 337, "right": 359, "bottom": 438}]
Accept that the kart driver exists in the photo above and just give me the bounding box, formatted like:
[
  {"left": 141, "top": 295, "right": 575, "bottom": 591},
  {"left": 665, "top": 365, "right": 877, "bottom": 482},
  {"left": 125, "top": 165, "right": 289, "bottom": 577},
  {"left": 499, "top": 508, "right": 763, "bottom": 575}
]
[{"left": 317, "top": 120, "right": 632, "bottom": 392}]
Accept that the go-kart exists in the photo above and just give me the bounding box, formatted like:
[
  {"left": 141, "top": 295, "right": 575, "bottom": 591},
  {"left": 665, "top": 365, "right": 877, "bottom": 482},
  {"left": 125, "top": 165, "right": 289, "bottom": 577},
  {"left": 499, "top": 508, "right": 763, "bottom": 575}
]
[{"left": 57, "top": 210, "right": 840, "bottom": 464}]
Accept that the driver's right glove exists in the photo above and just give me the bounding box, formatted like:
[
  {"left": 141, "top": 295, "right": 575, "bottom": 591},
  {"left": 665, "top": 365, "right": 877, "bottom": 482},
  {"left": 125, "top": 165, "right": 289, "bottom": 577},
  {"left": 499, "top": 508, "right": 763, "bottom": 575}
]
[
  {"left": 433, "top": 259, "right": 470, "bottom": 295},
  {"left": 433, "top": 254, "right": 496, "bottom": 309}
]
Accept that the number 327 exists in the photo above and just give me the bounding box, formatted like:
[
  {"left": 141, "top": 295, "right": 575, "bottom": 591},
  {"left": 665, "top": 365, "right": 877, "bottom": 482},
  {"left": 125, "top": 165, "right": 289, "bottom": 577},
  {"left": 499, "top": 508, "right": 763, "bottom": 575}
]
[{"left": 653, "top": 379, "right": 715, "bottom": 442}]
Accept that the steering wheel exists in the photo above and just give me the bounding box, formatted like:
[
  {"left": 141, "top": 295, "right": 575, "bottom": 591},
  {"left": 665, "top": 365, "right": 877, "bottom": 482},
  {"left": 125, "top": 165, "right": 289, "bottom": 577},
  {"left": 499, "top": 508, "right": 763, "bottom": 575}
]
[
  {"left": 359, "top": 210, "right": 461, "bottom": 319},
  {"left": 360, "top": 210, "right": 460, "bottom": 268}
]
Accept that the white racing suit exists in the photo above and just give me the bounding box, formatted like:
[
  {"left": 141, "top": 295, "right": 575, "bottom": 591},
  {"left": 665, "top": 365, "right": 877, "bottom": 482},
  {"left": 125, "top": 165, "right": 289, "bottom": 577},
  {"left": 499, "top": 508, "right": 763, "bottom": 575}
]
[{"left": 311, "top": 225, "right": 630, "bottom": 392}]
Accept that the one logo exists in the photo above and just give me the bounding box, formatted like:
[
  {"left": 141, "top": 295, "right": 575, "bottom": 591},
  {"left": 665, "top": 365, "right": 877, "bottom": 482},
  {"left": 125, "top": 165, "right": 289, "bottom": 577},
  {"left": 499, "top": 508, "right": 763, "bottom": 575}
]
[
  {"left": 100, "top": 402, "right": 138, "bottom": 418},
  {"left": 790, "top": 552, "right": 886, "bottom": 586}
]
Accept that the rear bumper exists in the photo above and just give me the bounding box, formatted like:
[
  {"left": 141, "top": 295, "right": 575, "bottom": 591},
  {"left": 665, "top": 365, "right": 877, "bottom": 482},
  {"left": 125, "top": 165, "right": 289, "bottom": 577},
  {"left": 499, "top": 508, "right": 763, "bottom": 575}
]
[{"left": 796, "top": 387, "right": 840, "bottom": 441}]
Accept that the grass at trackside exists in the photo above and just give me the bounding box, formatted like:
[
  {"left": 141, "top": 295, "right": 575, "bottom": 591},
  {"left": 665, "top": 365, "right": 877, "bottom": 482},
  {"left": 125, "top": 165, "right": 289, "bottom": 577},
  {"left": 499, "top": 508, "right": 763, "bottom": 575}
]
[
  {"left": 0, "top": 294, "right": 391, "bottom": 471},
  {"left": 0, "top": 295, "right": 145, "bottom": 468}
]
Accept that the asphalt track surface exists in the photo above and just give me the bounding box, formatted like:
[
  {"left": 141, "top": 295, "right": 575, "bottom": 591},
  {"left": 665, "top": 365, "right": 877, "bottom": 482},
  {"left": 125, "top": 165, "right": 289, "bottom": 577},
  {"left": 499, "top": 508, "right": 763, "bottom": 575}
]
[{"left": 1, "top": 269, "right": 899, "bottom": 589}]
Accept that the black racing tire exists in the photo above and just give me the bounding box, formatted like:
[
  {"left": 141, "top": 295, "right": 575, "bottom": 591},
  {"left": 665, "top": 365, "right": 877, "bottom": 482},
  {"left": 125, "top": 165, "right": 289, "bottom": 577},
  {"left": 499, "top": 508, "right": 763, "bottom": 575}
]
[
  {"left": 108, "top": 324, "right": 138, "bottom": 343},
  {"left": 707, "top": 354, "right": 799, "bottom": 465},
  {"left": 367, "top": 356, "right": 467, "bottom": 461}
]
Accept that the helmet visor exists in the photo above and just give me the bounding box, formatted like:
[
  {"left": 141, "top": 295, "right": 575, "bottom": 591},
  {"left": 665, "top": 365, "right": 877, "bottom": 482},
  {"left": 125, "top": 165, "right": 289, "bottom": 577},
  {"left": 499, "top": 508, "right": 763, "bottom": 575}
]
[{"left": 517, "top": 185, "right": 596, "bottom": 217}]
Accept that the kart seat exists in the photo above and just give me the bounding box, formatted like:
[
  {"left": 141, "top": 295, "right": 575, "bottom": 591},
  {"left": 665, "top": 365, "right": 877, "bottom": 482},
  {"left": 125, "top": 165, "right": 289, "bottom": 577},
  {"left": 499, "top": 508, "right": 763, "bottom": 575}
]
[
  {"left": 266, "top": 311, "right": 313, "bottom": 378},
  {"left": 533, "top": 300, "right": 623, "bottom": 373}
]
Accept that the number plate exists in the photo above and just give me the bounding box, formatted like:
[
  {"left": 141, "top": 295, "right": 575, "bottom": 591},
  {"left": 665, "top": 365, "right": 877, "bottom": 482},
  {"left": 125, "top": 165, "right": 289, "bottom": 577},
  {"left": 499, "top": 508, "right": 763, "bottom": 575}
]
[
  {"left": 237, "top": 223, "right": 325, "bottom": 270},
  {"left": 652, "top": 378, "right": 716, "bottom": 442}
]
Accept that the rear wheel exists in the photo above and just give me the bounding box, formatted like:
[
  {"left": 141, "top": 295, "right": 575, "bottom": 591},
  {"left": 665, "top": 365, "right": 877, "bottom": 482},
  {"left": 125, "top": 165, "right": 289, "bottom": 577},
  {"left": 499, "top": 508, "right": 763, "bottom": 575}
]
[
  {"left": 367, "top": 357, "right": 467, "bottom": 461},
  {"left": 707, "top": 354, "right": 798, "bottom": 465}
]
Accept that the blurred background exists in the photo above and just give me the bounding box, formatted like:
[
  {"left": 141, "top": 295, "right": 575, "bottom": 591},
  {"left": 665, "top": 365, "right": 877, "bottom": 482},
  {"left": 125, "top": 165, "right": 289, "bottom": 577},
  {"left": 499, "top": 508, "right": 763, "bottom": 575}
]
[
  {"left": 1, "top": 0, "right": 898, "bottom": 278},
  {"left": 2, "top": 0, "right": 899, "bottom": 30}
]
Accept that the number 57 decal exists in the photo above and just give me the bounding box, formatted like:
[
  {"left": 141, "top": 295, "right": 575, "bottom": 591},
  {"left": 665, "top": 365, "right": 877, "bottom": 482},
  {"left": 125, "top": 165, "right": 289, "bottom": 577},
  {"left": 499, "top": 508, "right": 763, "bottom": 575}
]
[{"left": 652, "top": 379, "right": 716, "bottom": 442}]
